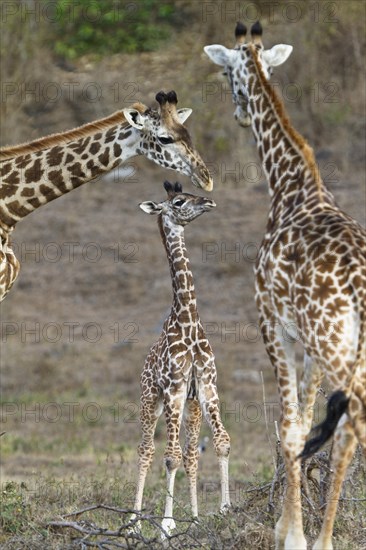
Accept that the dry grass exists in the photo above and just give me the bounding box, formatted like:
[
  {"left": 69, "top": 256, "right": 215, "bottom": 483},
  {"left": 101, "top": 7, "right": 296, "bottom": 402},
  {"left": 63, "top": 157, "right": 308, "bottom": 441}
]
[{"left": 1, "top": 446, "right": 364, "bottom": 548}]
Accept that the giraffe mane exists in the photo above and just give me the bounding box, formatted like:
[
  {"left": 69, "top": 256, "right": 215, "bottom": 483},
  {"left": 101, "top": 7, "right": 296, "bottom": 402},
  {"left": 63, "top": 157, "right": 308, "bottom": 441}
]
[
  {"left": 250, "top": 45, "right": 323, "bottom": 196},
  {"left": 158, "top": 213, "right": 167, "bottom": 249},
  {"left": 0, "top": 102, "right": 148, "bottom": 161}
]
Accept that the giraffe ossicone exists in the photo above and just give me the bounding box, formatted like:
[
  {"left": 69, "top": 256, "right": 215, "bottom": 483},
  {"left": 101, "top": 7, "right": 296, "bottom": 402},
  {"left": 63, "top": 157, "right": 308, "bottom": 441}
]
[
  {"left": 205, "top": 21, "right": 365, "bottom": 550},
  {"left": 131, "top": 181, "right": 230, "bottom": 537},
  {"left": 0, "top": 91, "right": 213, "bottom": 302}
]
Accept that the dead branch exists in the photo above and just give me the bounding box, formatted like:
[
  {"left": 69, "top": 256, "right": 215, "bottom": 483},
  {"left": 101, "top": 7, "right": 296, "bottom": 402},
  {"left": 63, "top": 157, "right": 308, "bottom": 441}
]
[
  {"left": 46, "top": 506, "right": 204, "bottom": 549},
  {"left": 64, "top": 504, "right": 136, "bottom": 518}
]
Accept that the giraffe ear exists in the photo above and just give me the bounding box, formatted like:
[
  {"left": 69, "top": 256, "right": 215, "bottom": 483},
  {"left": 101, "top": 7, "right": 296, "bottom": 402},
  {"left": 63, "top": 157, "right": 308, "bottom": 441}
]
[
  {"left": 262, "top": 44, "right": 293, "bottom": 67},
  {"left": 176, "top": 108, "right": 192, "bottom": 124},
  {"left": 139, "top": 201, "right": 163, "bottom": 215},
  {"left": 123, "top": 108, "right": 146, "bottom": 130},
  {"left": 204, "top": 45, "right": 233, "bottom": 67}
]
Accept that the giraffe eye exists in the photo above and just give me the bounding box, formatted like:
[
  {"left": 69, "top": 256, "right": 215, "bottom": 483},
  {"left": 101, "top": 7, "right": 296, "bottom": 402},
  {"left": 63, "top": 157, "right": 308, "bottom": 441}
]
[
  {"left": 158, "top": 136, "right": 174, "bottom": 145},
  {"left": 222, "top": 71, "right": 228, "bottom": 76},
  {"left": 173, "top": 198, "right": 185, "bottom": 207}
]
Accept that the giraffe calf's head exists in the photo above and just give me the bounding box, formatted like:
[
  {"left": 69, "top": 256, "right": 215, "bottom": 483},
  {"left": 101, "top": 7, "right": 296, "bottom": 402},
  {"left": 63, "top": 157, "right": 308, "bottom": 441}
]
[
  {"left": 139, "top": 181, "right": 216, "bottom": 226},
  {"left": 204, "top": 21, "right": 292, "bottom": 127},
  {"left": 123, "top": 91, "right": 213, "bottom": 191}
]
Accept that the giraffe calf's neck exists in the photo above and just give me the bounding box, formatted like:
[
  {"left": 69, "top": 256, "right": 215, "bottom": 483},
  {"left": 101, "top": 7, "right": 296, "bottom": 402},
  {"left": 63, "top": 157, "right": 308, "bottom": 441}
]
[{"left": 158, "top": 215, "right": 198, "bottom": 324}]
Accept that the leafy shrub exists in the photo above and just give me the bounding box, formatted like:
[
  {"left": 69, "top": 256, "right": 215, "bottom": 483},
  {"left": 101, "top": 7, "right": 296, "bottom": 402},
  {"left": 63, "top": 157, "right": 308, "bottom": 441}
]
[
  {"left": 52, "top": 0, "right": 184, "bottom": 59},
  {"left": 0, "top": 482, "right": 29, "bottom": 534}
]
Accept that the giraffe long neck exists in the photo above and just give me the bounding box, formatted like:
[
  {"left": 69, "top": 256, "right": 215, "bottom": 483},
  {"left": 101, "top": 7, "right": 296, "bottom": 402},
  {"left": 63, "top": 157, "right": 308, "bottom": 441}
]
[
  {"left": 247, "top": 47, "right": 335, "bottom": 221},
  {"left": 159, "top": 216, "right": 199, "bottom": 325},
  {"left": 0, "top": 123, "right": 140, "bottom": 228}
]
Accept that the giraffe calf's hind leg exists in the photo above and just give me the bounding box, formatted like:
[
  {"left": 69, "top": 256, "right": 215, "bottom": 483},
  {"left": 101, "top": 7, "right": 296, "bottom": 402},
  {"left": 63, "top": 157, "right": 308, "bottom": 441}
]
[
  {"left": 199, "top": 381, "right": 231, "bottom": 512},
  {"left": 182, "top": 398, "right": 202, "bottom": 518}
]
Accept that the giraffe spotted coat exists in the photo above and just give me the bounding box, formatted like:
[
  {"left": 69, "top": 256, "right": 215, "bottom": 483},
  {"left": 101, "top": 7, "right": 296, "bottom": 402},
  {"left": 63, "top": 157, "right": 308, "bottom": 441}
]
[{"left": 205, "top": 21, "right": 365, "bottom": 550}]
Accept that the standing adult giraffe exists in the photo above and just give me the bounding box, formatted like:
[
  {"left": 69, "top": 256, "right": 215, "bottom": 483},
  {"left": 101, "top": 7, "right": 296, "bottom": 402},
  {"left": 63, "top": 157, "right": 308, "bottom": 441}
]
[
  {"left": 131, "top": 181, "right": 231, "bottom": 536},
  {"left": 0, "top": 91, "right": 212, "bottom": 301},
  {"left": 204, "top": 22, "right": 365, "bottom": 550}
]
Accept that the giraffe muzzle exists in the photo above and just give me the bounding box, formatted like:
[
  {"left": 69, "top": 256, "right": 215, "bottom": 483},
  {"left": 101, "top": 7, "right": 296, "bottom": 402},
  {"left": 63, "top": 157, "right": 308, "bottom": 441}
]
[
  {"left": 201, "top": 198, "right": 216, "bottom": 211},
  {"left": 191, "top": 170, "right": 213, "bottom": 192},
  {"left": 234, "top": 106, "right": 251, "bottom": 127}
]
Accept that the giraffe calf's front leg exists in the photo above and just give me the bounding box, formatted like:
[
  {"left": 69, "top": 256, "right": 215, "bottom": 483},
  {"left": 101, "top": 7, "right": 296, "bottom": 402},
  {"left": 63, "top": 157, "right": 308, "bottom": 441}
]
[
  {"left": 215, "top": 437, "right": 231, "bottom": 513},
  {"left": 161, "top": 453, "right": 181, "bottom": 538},
  {"left": 161, "top": 392, "right": 185, "bottom": 538},
  {"left": 161, "top": 511, "right": 177, "bottom": 538},
  {"left": 131, "top": 386, "right": 162, "bottom": 532}
]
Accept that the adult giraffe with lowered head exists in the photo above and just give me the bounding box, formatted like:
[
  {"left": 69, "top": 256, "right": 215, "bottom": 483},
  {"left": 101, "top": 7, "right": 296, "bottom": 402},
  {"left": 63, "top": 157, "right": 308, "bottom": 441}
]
[
  {"left": 0, "top": 90, "right": 212, "bottom": 302},
  {"left": 205, "top": 21, "right": 365, "bottom": 550}
]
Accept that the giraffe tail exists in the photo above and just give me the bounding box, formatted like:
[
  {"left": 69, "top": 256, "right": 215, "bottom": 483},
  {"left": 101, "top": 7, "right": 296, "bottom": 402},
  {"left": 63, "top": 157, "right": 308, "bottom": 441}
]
[
  {"left": 298, "top": 390, "right": 349, "bottom": 460},
  {"left": 299, "top": 264, "right": 365, "bottom": 461}
]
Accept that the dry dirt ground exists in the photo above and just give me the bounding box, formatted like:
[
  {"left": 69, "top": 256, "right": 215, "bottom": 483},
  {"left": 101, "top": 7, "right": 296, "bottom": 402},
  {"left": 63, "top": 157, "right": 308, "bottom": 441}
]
[{"left": 1, "top": 4, "right": 365, "bottom": 548}]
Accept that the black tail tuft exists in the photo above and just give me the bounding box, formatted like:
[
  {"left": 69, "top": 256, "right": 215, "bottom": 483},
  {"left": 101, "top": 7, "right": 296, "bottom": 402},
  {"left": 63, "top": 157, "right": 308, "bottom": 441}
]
[{"left": 298, "top": 390, "right": 349, "bottom": 460}]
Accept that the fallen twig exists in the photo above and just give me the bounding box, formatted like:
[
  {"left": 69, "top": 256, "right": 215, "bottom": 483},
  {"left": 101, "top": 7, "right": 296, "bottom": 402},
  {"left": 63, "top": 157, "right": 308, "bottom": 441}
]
[
  {"left": 64, "top": 504, "right": 136, "bottom": 518},
  {"left": 46, "top": 505, "right": 204, "bottom": 549}
]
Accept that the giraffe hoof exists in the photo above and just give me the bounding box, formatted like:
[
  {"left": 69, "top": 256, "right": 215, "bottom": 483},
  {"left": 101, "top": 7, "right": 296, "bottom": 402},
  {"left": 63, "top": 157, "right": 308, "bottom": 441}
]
[
  {"left": 284, "top": 532, "right": 307, "bottom": 550},
  {"left": 161, "top": 517, "right": 176, "bottom": 538},
  {"left": 191, "top": 516, "right": 199, "bottom": 525},
  {"left": 313, "top": 540, "right": 333, "bottom": 550},
  {"left": 220, "top": 503, "right": 231, "bottom": 515},
  {"left": 127, "top": 519, "right": 141, "bottom": 535}
]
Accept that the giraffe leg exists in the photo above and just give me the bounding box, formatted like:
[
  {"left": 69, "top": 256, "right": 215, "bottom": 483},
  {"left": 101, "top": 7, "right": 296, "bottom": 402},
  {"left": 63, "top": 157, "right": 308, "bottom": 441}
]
[
  {"left": 313, "top": 417, "right": 358, "bottom": 550},
  {"left": 264, "top": 334, "right": 307, "bottom": 550},
  {"left": 161, "top": 388, "right": 186, "bottom": 537},
  {"left": 276, "top": 393, "right": 307, "bottom": 549},
  {"left": 348, "top": 380, "right": 366, "bottom": 449},
  {"left": 131, "top": 387, "right": 163, "bottom": 529},
  {"left": 182, "top": 398, "right": 202, "bottom": 518},
  {"left": 198, "top": 376, "right": 231, "bottom": 512}
]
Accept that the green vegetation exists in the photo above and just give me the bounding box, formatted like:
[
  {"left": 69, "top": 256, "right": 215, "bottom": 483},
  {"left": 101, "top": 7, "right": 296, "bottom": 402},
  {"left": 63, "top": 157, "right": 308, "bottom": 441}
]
[
  {"left": 52, "top": 0, "right": 184, "bottom": 59},
  {"left": 1, "top": 482, "right": 29, "bottom": 535}
]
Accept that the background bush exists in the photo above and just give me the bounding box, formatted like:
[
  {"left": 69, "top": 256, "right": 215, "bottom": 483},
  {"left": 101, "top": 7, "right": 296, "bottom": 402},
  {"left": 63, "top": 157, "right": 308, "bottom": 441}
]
[{"left": 52, "top": 0, "right": 187, "bottom": 59}]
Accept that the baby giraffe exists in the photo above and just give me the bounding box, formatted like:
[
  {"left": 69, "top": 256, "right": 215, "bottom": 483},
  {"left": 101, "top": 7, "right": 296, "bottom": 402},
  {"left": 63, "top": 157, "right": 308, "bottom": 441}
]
[{"left": 132, "top": 181, "right": 231, "bottom": 536}]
